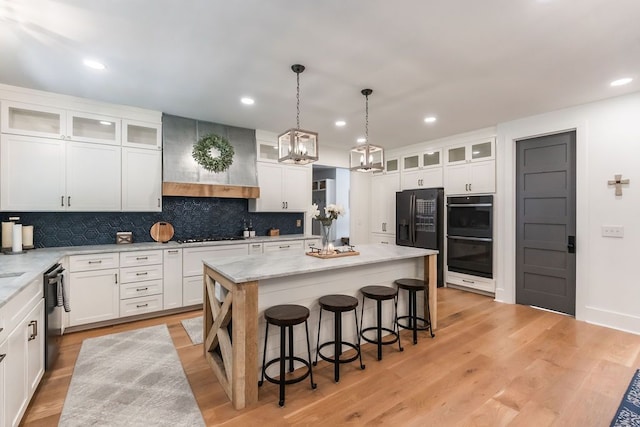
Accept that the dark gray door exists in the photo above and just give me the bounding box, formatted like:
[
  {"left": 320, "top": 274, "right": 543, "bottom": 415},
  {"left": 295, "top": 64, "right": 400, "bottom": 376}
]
[{"left": 516, "top": 131, "right": 576, "bottom": 315}]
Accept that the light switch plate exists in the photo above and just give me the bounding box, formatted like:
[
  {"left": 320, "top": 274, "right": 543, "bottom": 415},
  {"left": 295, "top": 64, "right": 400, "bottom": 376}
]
[{"left": 602, "top": 225, "right": 624, "bottom": 238}]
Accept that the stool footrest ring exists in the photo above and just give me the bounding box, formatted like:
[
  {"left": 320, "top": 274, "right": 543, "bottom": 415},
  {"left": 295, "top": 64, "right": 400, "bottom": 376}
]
[
  {"left": 397, "top": 315, "right": 431, "bottom": 331},
  {"left": 360, "top": 326, "right": 400, "bottom": 345},
  {"left": 262, "top": 356, "right": 312, "bottom": 386},
  {"left": 316, "top": 341, "right": 361, "bottom": 365}
]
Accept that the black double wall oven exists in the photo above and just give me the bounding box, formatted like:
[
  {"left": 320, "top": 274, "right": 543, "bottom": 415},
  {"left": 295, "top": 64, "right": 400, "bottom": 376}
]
[{"left": 447, "top": 195, "right": 493, "bottom": 279}]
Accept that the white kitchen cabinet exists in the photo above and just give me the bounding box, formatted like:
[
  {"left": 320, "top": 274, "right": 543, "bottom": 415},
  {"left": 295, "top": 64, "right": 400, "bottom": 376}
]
[
  {"left": 263, "top": 240, "right": 304, "bottom": 254},
  {"left": 400, "top": 148, "right": 443, "bottom": 190},
  {"left": 66, "top": 141, "right": 121, "bottom": 211},
  {"left": 122, "top": 147, "right": 162, "bottom": 211},
  {"left": 446, "top": 270, "right": 495, "bottom": 294},
  {"left": 119, "top": 250, "right": 164, "bottom": 317},
  {"left": 0, "top": 135, "right": 121, "bottom": 211},
  {"left": 304, "top": 238, "right": 321, "bottom": 251},
  {"left": 445, "top": 160, "right": 495, "bottom": 194},
  {"left": 0, "top": 134, "right": 66, "bottom": 211},
  {"left": 69, "top": 268, "right": 119, "bottom": 326},
  {"left": 248, "top": 162, "right": 311, "bottom": 212},
  {"left": 163, "top": 249, "right": 183, "bottom": 309},
  {"left": 370, "top": 172, "right": 399, "bottom": 234},
  {"left": 1, "top": 101, "right": 121, "bottom": 146},
  {"left": 122, "top": 120, "right": 161, "bottom": 149},
  {"left": 445, "top": 139, "right": 494, "bottom": 165},
  {"left": 182, "top": 244, "right": 249, "bottom": 305},
  {"left": 248, "top": 242, "right": 263, "bottom": 254},
  {"left": 370, "top": 232, "right": 396, "bottom": 245},
  {"left": 4, "top": 295, "right": 44, "bottom": 427}
]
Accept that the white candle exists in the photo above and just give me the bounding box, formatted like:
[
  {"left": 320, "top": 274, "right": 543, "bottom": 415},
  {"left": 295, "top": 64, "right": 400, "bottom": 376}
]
[
  {"left": 22, "top": 225, "right": 34, "bottom": 248},
  {"left": 2, "top": 221, "right": 14, "bottom": 249},
  {"left": 12, "top": 223, "right": 23, "bottom": 253}
]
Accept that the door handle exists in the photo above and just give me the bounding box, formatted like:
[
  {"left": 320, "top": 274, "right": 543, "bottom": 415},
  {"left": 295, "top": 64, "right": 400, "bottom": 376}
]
[
  {"left": 61, "top": 195, "right": 64, "bottom": 207},
  {"left": 28, "top": 320, "right": 38, "bottom": 341},
  {"left": 567, "top": 235, "right": 576, "bottom": 254}
]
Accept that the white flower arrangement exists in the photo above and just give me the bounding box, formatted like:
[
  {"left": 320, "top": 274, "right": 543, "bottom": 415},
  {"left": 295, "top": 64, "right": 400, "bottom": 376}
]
[{"left": 310, "top": 203, "right": 345, "bottom": 226}]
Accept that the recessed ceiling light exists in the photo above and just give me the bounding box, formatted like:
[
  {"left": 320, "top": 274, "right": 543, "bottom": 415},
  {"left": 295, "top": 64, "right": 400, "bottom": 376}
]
[
  {"left": 241, "top": 97, "right": 255, "bottom": 105},
  {"left": 356, "top": 137, "right": 366, "bottom": 143},
  {"left": 83, "top": 59, "right": 106, "bottom": 70},
  {"left": 424, "top": 116, "right": 437, "bottom": 123},
  {"left": 335, "top": 120, "right": 346, "bottom": 127},
  {"left": 610, "top": 78, "right": 633, "bottom": 87}
]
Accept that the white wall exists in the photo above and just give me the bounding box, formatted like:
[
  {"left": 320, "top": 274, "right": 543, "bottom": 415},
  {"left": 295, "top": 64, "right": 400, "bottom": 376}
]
[{"left": 496, "top": 91, "right": 640, "bottom": 334}]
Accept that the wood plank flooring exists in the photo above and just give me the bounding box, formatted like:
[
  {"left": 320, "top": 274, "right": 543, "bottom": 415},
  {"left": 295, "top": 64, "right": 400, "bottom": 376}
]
[{"left": 21, "top": 288, "right": 640, "bottom": 426}]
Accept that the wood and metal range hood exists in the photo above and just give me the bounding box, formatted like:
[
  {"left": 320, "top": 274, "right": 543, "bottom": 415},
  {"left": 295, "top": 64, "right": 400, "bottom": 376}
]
[{"left": 162, "top": 114, "right": 260, "bottom": 199}]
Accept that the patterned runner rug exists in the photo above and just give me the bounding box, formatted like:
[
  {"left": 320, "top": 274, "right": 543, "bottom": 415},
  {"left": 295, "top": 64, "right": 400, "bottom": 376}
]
[
  {"left": 59, "top": 324, "right": 205, "bottom": 427},
  {"left": 611, "top": 369, "right": 640, "bottom": 426},
  {"left": 181, "top": 316, "right": 204, "bottom": 345}
]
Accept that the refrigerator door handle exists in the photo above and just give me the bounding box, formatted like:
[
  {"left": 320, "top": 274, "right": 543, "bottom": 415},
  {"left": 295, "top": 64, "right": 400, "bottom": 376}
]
[{"left": 410, "top": 194, "right": 416, "bottom": 244}]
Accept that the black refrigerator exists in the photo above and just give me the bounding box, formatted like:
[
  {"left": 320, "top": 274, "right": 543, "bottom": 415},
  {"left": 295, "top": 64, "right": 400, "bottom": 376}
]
[{"left": 396, "top": 187, "right": 444, "bottom": 287}]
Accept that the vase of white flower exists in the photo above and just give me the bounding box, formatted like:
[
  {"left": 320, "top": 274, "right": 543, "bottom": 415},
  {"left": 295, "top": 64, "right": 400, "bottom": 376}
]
[{"left": 309, "top": 203, "right": 345, "bottom": 255}]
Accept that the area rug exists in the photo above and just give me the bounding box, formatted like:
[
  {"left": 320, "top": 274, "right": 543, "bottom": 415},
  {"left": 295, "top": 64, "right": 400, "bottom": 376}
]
[
  {"left": 181, "top": 316, "right": 204, "bottom": 345},
  {"left": 59, "top": 324, "right": 205, "bottom": 427},
  {"left": 611, "top": 369, "right": 640, "bottom": 427}
]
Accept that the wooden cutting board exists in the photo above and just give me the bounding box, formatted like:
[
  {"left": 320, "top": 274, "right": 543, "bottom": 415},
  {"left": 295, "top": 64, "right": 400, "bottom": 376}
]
[{"left": 150, "top": 221, "right": 174, "bottom": 243}]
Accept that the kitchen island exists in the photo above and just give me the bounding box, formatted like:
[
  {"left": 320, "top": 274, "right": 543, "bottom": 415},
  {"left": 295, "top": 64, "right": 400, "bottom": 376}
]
[{"left": 202, "top": 243, "right": 438, "bottom": 409}]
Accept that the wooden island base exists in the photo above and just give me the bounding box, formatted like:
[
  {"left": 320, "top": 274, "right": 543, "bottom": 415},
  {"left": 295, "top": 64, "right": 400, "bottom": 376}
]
[{"left": 202, "top": 244, "right": 437, "bottom": 409}]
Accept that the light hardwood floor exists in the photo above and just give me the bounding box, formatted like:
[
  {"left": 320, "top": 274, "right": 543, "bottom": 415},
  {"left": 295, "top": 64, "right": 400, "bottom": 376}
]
[{"left": 21, "top": 288, "right": 640, "bottom": 426}]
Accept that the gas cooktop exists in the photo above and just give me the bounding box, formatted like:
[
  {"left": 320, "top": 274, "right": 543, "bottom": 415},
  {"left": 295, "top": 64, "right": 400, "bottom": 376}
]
[{"left": 176, "top": 236, "right": 246, "bottom": 244}]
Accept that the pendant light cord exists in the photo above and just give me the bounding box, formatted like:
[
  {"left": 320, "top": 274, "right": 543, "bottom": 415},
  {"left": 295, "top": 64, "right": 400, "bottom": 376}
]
[
  {"left": 365, "top": 92, "right": 369, "bottom": 144},
  {"left": 296, "top": 70, "right": 301, "bottom": 130}
]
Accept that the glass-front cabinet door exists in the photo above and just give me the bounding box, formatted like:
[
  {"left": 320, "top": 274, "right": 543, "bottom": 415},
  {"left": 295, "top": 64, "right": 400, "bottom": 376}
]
[
  {"left": 470, "top": 140, "right": 493, "bottom": 161},
  {"left": 1, "top": 101, "right": 65, "bottom": 139},
  {"left": 67, "top": 111, "right": 121, "bottom": 145},
  {"left": 385, "top": 158, "right": 399, "bottom": 174},
  {"left": 423, "top": 149, "right": 441, "bottom": 167},
  {"left": 446, "top": 139, "right": 494, "bottom": 165},
  {"left": 122, "top": 120, "right": 161, "bottom": 149}
]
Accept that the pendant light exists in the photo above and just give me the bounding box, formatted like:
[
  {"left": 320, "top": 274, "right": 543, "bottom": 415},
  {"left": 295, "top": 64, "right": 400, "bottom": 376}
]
[
  {"left": 278, "top": 64, "right": 319, "bottom": 164},
  {"left": 350, "top": 89, "right": 384, "bottom": 172}
]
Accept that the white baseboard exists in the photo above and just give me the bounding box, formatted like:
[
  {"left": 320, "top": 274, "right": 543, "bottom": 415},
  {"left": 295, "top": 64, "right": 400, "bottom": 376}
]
[{"left": 583, "top": 305, "right": 640, "bottom": 335}]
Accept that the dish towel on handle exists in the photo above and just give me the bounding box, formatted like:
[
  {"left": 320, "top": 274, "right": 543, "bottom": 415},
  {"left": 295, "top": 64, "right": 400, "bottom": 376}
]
[{"left": 57, "top": 275, "right": 71, "bottom": 312}]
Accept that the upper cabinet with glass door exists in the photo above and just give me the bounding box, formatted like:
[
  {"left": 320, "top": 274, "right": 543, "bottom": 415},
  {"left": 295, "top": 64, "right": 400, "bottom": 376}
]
[
  {"left": 400, "top": 148, "right": 443, "bottom": 190},
  {"left": 122, "top": 120, "right": 162, "bottom": 149},
  {"left": 445, "top": 139, "right": 494, "bottom": 165},
  {"left": 256, "top": 137, "right": 280, "bottom": 162},
  {"left": 1, "top": 101, "right": 122, "bottom": 145}
]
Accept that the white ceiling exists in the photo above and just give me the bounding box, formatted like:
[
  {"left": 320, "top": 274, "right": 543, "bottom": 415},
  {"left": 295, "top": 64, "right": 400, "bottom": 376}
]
[{"left": 1, "top": 0, "right": 639, "bottom": 150}]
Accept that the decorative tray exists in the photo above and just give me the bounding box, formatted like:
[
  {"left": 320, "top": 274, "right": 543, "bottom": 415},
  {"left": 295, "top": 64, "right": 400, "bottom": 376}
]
[{"left": 305, "top": 250, "right": 360, "bottom": 259}]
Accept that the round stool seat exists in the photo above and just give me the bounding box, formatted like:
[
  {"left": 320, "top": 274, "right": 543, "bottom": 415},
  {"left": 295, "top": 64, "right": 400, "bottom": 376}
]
[
  {"left": 395, "top": 278, "right": 427, "bottom": 291},
  {"left": 360, "top": 285, "right": 397, "bottom": 301},
  {"left": 265, "top": 304, "right": 310, "bottom": 326},
  {"left": 319, "top": 294, "right": 358, "bottom": 312}
]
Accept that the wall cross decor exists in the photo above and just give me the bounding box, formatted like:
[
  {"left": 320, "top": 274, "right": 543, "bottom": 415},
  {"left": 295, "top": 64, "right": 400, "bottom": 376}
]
[{"left": 607, "top": 174, "right": 630, "bottom": 196}]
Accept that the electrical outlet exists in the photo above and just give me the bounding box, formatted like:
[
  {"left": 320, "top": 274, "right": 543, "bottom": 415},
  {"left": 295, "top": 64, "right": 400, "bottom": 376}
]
[
  {"left": 296, "top": 219, "right": 302, "bottom": 227},
  {"left": 602, "top": 225, "right": 624, "bottom": 238}
]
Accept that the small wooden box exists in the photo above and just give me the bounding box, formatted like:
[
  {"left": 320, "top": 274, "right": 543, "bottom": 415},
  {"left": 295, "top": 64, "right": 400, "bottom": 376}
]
[
  {"left": 116, "top": 231, "right": 133, "bottom": 244},
  {"left": 268, "top": 228, "right": 280, "bottom": 236}
]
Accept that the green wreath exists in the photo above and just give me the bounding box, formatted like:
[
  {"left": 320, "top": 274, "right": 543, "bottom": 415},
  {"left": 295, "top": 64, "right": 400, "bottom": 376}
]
[{"left": 192, "top": 133, "right": 234, "bottom": 173}]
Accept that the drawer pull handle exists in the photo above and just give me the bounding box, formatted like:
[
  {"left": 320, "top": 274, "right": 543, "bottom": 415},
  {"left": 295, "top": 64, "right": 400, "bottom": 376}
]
[
  {"left": 0, "top": 354, "right": 5, "bottom": 363},
  {"left": 87, "top": 260, "right": 102, "bottom": 264},
  {"left": 136, "top": 272, "right": 148, "bottom": 276},
  {"left": 168, "top": 250, "right": 179, "bottom": 254},
  {"left": 115, "top": 273, "right": 118, "bottom": 284},
  {"left": 28, "top": 320, "right": 38, "bottom": 341},
  {"left": 136, "top": 256, "right": 148, "bottom": 260},
  {"left": 136, "top": 287, "right": 149, "bottom": 292},
  {"left": 381, "top": 241, "right": 389, "bottom": 244},
  {"left": 462, "top": 279, "right": 475, "bottom": 284},
  {"left": 279, "top": 245, "right": 290, "bottom": 249},
  {"left": 0, "top": 327, "right": 3, "bottom": 333},
  {"left": 252, "top": 244, "right": 260, "bottom": 248},
  {"left": 136, "top": 303, "right": 149, "bottom": 308}
]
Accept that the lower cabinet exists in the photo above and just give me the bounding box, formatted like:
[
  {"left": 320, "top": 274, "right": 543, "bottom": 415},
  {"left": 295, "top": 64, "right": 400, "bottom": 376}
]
[
  {"left": 182, "top": 276, "right": 205, "bottom": 307},
  {"left": 163, "top": 248, "right": 183, "bottom": 309},
  {"left": 262, "top": 240, "right": 304, "bottom": 254},
  {"left": 371, "top": 232, "right": 396, "bottom": 245},
  {"left": 69, "top": 268, "right": 119, "bottom": 326},
  {"left": 446, "top": 270, "right": 495, "bottom": 294},
  {"left": 3, "top": 295, "right": 44, "bottom": 427}
]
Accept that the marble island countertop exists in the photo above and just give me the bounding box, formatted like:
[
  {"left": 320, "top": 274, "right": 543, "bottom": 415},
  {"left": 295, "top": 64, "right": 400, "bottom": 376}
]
[
  {"left": 204, "top": 244, "right": 438, "bottom": 283},
  {"left": 0, "top": 234, "right": 312, "bottom": 309}
]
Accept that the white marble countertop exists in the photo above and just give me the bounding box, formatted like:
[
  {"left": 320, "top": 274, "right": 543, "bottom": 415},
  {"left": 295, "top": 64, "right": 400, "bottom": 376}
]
[
  {"left": 204, "top": 244, "right": 438, "bottom": 283},
  {"left": 0, "top": 234, "right": 314, "bottom": 309}
]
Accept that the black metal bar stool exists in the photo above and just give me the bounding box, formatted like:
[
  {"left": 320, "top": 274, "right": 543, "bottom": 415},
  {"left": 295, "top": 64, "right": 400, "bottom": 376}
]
[
  {"left": 394, "top": 278, "right": 435, "bottom": 345},
  {"left": 314, "top": 294, "right": 365, "bottom": 382},
  {"left": 259, "top": 304, "right": 316, "bottom": 406},
  {"left": 359, "top": 285, "right": 403, "bottom": 360}
]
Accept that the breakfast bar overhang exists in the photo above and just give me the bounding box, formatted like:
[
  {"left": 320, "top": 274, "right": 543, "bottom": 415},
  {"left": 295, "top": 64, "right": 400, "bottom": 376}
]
[{"left": 202, "top": 243, "right": 438, "bottom": 409}]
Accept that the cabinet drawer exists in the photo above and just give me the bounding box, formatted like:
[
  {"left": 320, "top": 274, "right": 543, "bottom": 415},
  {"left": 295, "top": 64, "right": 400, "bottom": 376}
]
[
  {"left": 2, "top": 279, "right": 43, "bottom": 338},
  {"left": 119, "top": 264, "right": 163, "bottom": 283},
  {"left": 119, "top": 294, "right": 163, "bottom": 317},
  {"left": 69, "top": 253, "right": 119, "bottom": 272},
  {"left": 263, "top": 240, "right": 304, "bottom": 253},
  {"left": 248, "top": 243, "right": 263, "bottom": 254},
  {"left": 446, "top": 271, "right": 495, "bottom": 293},
  {"left": 120, "top": 279, "right": 163, "bottom": 300},
  {"left": 119, "top": 250, "right": 163, "bottom": 268}
]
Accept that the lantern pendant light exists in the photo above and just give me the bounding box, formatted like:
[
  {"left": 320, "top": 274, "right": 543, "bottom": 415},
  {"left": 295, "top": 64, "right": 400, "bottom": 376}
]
[
  {"left": 278, "top": 64, "right": 319, "bottom": 164},
  {"left": 350, "top": 88, "right": 384, "bottom": 172}
]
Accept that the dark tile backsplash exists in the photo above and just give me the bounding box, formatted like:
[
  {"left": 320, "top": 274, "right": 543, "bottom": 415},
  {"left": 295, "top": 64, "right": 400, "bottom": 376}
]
[{"left": 6, "top": 197, "right": 304, "bottom": 248}]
